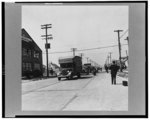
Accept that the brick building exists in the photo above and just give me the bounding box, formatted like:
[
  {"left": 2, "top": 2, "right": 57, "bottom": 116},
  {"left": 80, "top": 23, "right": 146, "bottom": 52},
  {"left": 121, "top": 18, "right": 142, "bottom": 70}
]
[{"left": 22, "top": 28, "right": 43, "bottom": 78}]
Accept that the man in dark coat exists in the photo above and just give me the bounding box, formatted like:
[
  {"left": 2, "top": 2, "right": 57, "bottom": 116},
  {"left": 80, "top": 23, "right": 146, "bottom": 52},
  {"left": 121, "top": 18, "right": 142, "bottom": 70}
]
[{"left": 109, "top": 61, "right": 120, "bottom": 85}]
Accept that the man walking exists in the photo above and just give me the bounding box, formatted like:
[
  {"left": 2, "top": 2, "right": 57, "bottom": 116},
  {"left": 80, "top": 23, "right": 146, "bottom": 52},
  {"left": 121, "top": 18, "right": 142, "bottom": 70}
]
[{"left": 109, "top": 61, "right": 120, "bottom": 85}]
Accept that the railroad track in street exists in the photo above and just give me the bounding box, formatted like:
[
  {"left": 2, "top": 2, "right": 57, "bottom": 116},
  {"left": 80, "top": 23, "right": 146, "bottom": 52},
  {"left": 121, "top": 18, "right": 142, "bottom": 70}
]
[
  {"left": 22, "top": 74, "right": 97, "bottom": 95},
  {"left": 22, "top": 79, "right": 60, "bottom": 95}
]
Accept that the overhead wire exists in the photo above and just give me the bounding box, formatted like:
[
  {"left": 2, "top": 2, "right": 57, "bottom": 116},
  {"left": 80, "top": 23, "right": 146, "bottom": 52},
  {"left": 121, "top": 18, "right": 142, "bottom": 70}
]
[
  {"left": 42, "top": 29, "right": 128, "bottom": 54},
  {"left": 42, "top": 44, "right": 128, "bottom": 54}
]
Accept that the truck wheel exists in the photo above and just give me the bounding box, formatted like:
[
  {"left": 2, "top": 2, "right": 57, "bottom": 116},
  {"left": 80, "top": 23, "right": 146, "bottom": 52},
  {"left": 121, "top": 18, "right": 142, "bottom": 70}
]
[{"left": 58, "top": 77, "right": 61, "bottom": 81}]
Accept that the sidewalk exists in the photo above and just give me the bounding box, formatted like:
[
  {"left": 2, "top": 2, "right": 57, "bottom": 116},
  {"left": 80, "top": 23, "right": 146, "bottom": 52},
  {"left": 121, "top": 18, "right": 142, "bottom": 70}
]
[
  {"left": 117, "top": 71, "right": 128, "bottom": 79},
  {"left": 64, "top": 73, "right": 128, "bottom": 111}
]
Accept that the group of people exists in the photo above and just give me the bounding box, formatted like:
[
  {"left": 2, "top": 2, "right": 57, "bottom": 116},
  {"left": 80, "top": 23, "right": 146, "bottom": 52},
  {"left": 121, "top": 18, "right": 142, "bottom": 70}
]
[{"left": 104, "top": 61, "right": 120, "bottom": 85}]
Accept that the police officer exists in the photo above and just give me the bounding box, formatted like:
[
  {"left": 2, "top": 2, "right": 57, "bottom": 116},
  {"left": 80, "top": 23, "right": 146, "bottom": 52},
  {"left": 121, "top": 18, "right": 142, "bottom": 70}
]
[{"left": 109, "top": 61, "right": 120, "bottom": 85}]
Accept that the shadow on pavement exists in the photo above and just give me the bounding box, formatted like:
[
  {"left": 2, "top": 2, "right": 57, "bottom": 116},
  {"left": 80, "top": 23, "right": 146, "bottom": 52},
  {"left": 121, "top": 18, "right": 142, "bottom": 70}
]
[
  {"left": 115, "top": 82, "right": 128, "bottom": 87},
  {"left": 60, "top": 76, "right": 93, "bottom": 81}
]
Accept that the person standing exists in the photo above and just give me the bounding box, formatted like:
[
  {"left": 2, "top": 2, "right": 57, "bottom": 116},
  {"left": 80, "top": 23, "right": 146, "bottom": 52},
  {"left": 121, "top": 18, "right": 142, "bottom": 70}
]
[
  {"left": 104, "top": 64, "right": 108, "bottom": 73},
  {"left": 109, "top": 61, "right": 120, "bottom": 85}
]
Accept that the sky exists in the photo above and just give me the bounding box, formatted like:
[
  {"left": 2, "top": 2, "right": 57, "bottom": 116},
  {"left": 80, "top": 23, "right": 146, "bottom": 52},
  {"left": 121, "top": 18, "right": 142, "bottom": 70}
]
[{"left": 22, "top": 5, "right": 128, "bottom": 67}]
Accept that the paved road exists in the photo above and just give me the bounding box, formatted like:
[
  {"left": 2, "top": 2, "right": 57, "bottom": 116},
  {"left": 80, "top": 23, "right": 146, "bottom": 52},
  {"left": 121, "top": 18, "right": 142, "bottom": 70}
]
[{"left": 22, "top": 72, "right": 128, "bottom": 111}]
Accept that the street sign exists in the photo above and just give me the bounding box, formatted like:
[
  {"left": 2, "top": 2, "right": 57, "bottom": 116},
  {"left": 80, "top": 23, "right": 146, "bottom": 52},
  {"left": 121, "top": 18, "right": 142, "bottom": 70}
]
[{"left": 45, "top": 43, "right": 50, "bottom": 49}]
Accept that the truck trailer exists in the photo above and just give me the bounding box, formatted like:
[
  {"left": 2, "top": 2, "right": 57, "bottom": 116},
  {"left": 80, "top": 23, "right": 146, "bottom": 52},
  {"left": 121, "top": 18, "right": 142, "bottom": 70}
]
[{"left": 57, "top": 56, "right": 82, "bottom": 81}]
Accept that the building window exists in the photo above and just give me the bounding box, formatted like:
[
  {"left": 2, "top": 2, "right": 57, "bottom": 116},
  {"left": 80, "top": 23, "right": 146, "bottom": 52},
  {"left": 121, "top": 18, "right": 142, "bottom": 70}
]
[
  {"left": 27, "top": 49, "right": 32, "bottom": 57},
  {"left": 34, "top": 51, "right": 40, "bottom": 58},
  {"left": 23, "top": 62, "right": 25, "bottom": 71},
  {"left": 23, "top": 62, "right": 32, "bottom": 71},
  {"left": 26, "top": 63, "right": 32, "bottom": 71},
  {"left": 22, "top": 48, "right": 32, "bottom": 57},
  {"left": 34, "top": 63, "right": 40, "bottom": 70},
  {"left": 23, "top": 48, "right": 27, "bottom": 56}
]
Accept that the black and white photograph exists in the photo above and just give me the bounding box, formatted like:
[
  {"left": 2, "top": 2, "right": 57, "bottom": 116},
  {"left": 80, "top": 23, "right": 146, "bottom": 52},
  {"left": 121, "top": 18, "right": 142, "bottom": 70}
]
[
  {"left": 21, "top": 5, "right": 128, "bottom": 111},
  {"left": 3, "top": 1, "right": 147, "bottom": 118}
]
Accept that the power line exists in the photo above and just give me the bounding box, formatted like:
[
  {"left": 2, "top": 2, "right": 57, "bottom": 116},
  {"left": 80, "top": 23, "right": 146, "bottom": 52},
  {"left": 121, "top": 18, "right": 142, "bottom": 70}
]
[
  {"left": 42, "top": 44, "right": 128, "bottom": 54},
  {"left": 43, "top": 50, "right": 72, "bottom": 54}
]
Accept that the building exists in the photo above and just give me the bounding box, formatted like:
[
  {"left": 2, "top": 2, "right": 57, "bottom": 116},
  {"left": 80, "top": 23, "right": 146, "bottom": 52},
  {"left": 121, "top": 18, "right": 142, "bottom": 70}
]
[
  {"left": 22, "top": 28, "right": 43, "bottom": 78},
  {"left": 43, "top": 63, "right": 60, "bottom": 77}
]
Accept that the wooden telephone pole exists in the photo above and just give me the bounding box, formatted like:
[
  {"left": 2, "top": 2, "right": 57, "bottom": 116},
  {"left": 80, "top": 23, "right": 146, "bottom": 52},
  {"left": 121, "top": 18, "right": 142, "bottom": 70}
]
[
  {"left": 41, "top": 24, "right": 53, "bottom": 77},
  {"left": 71, "top": 48, "right": 77, "bottom": 57},
  {"left": 79, "top": 53, "right": 84, "bottom": 62},
  {"left": 114, "top": 30, "right": 123, "bottom": 72},
  {"left": 125, "top": 36, "right": 129, "bottom": 46}
]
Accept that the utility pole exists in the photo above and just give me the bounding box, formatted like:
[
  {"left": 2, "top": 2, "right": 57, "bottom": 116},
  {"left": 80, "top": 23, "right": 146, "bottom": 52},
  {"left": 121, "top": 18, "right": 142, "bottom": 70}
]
[
  {"left": 41, "top": 24, "right": 53, "bottom": 77},
  {"left": 71, "top": 48, "right": 77, "bottom": 57},
  {"left": 107, "top": 55, "right": 109, "bottom": 65},
  {"left": 109, "top": 52, "right": 112, "bottom": 64},
  {"left": 125, "top": 36, "right": 129, "bottom": 46},
  {"left": 126, "top": 50, "right": 129, "bottom": 66},
  {"left": 114, "top": 30, "right": 123, "bottom": 72},
  {"left": 125, "top": 37, "right": 129, "bottom": 67},
  {"left": 79, "top": 53, "right": 84, "bottom": 59},
  {"left": 79, "top": 53, "right": 84, "bottom": 63}
]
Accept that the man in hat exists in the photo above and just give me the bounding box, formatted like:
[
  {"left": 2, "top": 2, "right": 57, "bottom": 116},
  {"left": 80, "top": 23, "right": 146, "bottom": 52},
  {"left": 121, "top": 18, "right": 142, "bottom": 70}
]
[{"left": 109, "top": 61, "right": 120, "bottom": 85}]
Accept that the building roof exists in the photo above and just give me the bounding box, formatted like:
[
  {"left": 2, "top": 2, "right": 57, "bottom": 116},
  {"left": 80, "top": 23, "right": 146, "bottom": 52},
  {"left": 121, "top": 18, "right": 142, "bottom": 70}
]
[
  {"left": 22, "top": 28, "right": 33, "bottom": 42},
  {"left": 22, "top": 28, "right": 42, "bottom": 52}
]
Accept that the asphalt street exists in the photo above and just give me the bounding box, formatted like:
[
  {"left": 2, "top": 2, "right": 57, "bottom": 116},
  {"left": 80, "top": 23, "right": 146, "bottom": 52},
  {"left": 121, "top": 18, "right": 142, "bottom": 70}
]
[{"left": 22, "top": 72, "right": 128, "bottom": 111}]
